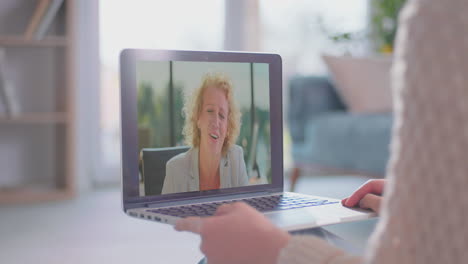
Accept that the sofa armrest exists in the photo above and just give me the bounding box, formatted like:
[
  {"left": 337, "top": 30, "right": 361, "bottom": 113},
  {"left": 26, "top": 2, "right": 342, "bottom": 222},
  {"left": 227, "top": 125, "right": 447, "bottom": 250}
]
[{"left": 287, "top": 76, "right": 346, "bottom": 143}]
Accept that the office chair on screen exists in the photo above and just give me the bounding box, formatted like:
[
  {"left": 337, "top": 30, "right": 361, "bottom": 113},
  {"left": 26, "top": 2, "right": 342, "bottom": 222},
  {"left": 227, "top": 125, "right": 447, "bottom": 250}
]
[{"left": 141, "top": 146, "right": 190, "bottom": 196}]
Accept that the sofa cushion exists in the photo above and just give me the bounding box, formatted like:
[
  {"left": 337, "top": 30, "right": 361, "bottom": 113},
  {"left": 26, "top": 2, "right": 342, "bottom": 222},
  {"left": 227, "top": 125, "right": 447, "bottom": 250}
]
[
  {"left": 288, "top": 76, "right": 346, "bottom": 143},
  {"left": 322, "top": 54, "right": 393, "bottom": 113},
  {"left": 291, "top": 112, "right": 393, "bottom": 176}
]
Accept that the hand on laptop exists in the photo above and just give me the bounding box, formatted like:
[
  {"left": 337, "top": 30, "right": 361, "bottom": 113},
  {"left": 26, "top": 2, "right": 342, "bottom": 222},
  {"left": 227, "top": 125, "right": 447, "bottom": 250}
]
[
  {"left": 175, "top": 202, "right": 290, "bottom": 264},
  {"left": 341, "top": 179, "right": 386, "bottom": 214}
]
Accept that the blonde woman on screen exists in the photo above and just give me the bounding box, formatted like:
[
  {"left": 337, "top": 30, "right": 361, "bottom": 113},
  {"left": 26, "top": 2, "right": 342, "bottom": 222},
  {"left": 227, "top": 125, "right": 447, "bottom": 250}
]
[{"left": 161, "top": 73, "right": 248, "bottom": 194}]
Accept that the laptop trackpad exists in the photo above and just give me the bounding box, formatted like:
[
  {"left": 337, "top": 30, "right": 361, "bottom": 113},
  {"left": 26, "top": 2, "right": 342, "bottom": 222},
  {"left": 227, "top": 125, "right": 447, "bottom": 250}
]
[{"left": 264, "top": 208, "right": 340, "bottom": 230}]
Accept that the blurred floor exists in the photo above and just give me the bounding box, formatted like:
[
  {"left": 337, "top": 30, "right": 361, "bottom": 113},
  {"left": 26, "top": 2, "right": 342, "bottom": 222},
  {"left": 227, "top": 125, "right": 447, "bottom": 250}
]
[{"left": 0, "top": 174, "right": 377, "bottom": 263}]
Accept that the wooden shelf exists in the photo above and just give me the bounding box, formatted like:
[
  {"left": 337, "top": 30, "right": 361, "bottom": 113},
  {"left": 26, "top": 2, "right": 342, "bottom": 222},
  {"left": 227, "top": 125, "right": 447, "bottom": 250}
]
[
  {"left": 0, "top": 0, "right": 75, "bottom": 204},
  {"left": 0, "top": 35, "right": 67, "bottom": 47},
  {"left": 0, "top": 187, "right": 73, "bottom": 204},
  {"left": 0, "top": 112, "right": 68, "bottom": 124}
]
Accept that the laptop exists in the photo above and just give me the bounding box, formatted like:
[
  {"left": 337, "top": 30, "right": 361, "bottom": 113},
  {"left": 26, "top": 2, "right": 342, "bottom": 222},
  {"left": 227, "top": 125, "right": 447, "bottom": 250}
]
[{"left": 120, "top": 49, "right": 375, "bottom": 231}]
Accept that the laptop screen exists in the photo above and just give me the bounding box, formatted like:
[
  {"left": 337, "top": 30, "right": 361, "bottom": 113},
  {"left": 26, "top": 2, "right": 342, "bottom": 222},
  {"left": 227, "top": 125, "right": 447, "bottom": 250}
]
[{"left": 121, "top": 50, "right": 283, "bottom": 204}]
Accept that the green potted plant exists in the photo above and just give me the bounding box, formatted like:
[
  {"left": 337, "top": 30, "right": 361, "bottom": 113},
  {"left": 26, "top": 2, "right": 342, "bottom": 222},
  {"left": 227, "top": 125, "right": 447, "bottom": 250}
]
[
  {"left": 322, "top": 0, "right": 407, "bottom": 54},
  {"left": 371, "top": 0, "right": 407, "bottom": 53}
]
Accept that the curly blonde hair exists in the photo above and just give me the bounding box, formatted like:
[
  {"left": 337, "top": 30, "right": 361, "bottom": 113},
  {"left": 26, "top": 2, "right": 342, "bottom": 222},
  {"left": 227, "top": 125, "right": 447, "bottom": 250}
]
[{"left": 183, "top": 72, "right": 241, "bottom": 156}]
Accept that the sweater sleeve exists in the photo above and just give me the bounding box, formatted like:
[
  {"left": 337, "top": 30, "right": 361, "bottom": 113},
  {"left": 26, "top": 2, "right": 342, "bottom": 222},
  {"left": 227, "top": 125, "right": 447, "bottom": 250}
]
[
  {"left": 279, "top": 0, "right": 468, "bottom": 263},
  {"left": 363, "top": 0, "right": 468, "bottom": 263}
]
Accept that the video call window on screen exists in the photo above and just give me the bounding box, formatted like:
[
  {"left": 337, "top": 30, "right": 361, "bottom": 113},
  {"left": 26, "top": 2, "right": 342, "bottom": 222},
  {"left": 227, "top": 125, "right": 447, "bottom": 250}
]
[{"left": 136, "top": 61, "right": 271, "bottom": 197}]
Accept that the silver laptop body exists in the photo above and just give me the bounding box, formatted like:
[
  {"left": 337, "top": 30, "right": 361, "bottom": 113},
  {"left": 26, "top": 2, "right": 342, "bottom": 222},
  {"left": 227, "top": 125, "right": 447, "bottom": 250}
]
[{"left": 120, "top": 49, "right": 375, "bottom": 231}]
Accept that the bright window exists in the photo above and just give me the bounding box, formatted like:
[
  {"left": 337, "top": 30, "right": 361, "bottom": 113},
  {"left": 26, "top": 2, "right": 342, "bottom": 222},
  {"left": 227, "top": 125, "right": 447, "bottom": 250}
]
[
  {"left": 99, "top": 0, "right": 224, "bottom": 182},
  {"left": 260, "top": 0, "right": 369, "bottom": 75}
]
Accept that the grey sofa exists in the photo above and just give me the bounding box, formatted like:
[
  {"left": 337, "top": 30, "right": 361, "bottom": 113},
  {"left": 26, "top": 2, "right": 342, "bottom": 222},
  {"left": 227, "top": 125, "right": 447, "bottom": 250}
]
[{"left": 287, "top": 76, "right": 393, "bottom": 191}]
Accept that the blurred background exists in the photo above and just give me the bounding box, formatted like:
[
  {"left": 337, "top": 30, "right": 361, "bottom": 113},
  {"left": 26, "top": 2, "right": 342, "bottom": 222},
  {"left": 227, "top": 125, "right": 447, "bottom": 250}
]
[{"left": 0, "top": 0, "right": 405, "bottom": 263}]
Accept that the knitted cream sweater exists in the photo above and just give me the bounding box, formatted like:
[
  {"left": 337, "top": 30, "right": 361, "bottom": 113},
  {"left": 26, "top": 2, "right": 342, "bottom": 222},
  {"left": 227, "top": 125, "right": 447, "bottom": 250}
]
[{"left": 278, "top": 0, "right": 468, "bottom": 263}]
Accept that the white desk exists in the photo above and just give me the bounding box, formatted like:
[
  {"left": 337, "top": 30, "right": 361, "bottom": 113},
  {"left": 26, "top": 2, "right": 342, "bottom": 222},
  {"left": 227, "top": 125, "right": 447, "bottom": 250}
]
[{"left": 0, "top": 190, "right": 203, "bottom": 263}]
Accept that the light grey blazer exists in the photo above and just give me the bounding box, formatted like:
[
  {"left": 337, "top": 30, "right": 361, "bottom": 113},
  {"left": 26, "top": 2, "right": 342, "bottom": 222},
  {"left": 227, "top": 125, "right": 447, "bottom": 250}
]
[{"left": 161, "top": 145, "right": 249, "bottom": 194}]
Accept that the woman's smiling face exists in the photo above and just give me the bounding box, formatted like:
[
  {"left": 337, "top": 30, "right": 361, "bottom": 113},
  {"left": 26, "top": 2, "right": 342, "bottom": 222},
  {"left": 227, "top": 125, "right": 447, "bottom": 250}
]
[{"left": 197, "top": 86, "right": 229, "bottom": 156}]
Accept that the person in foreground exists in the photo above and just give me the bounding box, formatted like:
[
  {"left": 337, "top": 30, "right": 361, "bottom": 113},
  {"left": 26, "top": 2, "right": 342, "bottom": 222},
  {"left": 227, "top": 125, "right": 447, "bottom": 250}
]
[
  {"left": 161, "top": 73, "right": 248, "bottom": 194},
  {"left": 175, "top": 0, "right": 468, "bottom": 263}
]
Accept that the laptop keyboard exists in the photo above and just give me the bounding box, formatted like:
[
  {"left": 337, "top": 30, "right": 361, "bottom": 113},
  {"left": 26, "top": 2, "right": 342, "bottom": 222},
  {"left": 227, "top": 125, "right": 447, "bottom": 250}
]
[{"left": 148, "top": 193, "right": 339, "bottom": 218}]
